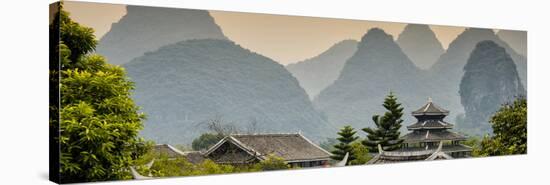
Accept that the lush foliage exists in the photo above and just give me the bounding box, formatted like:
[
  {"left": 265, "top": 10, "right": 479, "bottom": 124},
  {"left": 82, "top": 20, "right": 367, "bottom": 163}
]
[
  {"left": 137, "top": 154, "right": 289, "bottom": 177},
  {"left": 191, "top": 133, "right": 224, "bottom": 151},
  {"left": 253, "top": 155, "right": 290, "bottom": 171},
  {"left": 331, "top": 126, "right": 359, "bottom": 165},
  {"left": 475, "top": 97, "right": 527, "bottom": 156},
  {"left": 463, "top": 136, "right": 480, "bottom": 148},
  {"left": 147, "top": 157, "right": 236, "bottom": 177},
  {"left": 56, "top": 6, "right": 147, "bottom": 183},
  {"left": 348, "top": 141, "right": 371, "bottom": 165},
  {"left": 362, "top": 92, "right": 404, "bottom": 152}
]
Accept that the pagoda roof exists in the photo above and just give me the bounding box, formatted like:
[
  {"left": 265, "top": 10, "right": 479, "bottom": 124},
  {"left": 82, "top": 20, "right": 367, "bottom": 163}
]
[
  {"left": 407, "top": 119, "right": 454, "bottom": 130},
  {"left": 412, "top": 98, "right": 449, "bottom": 116},
  {"left": 401, "top": 130, "right": 467, "bottom": 143},
  {"left": 365, "top": 142, "right": 464, "bottom": 164}
]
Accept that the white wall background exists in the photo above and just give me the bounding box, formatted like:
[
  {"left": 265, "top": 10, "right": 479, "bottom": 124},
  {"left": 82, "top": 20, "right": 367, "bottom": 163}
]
[{"left": 0, "top": 0, "right": 547, "bottom": 184}]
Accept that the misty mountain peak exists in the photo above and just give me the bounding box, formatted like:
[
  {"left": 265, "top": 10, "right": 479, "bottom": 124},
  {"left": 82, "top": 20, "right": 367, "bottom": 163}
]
[
  {"left": 286, "top": 39, "right": 358, "bottom": 99},
  {"left": 459, "top": 40, "right": 525, "bottom": 134},
  {"left": 397, "top": 24, "right": 444, "bottom": 69},
  {"left": 431, "top": 27, "right": 526, "bottom": 88},
  {"left": 345, "top": 28, "right": 418, "bottom": 73},
  {"left": 96, "top": 6, "right": 227, "bottom": 65},
  {"left": 359, "top": 28, "right": 395, "bottom": 48},
  {"left": 314, "top": 28, "right": 426, "bottom": 130}
]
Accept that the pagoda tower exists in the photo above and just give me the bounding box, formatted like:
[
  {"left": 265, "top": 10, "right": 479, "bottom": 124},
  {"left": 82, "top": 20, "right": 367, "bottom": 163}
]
[{"left": 400, "top": 98, "right": 472, "bottom": 158}]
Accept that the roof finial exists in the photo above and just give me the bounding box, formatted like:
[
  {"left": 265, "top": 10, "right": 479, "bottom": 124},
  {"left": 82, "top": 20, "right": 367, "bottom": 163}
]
[
  {"left": 436, "top": 141, "right": 443, "bottom": 152},
  {"left": 334, "top": 152, "right": 349, "bottom": 167},
  {"left": 428, "top": 97, "right": 432, "bottom": 103}
]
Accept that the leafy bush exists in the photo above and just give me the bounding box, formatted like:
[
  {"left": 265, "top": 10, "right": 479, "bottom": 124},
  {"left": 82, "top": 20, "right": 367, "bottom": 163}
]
[
  {"left": 253, "top": 155, "right": 290, "bottom": 171},
  {"left": 55, "top": 5, "right": 147, "bottom": 183},
  {"left": 475, "top": 97, "right": 527, "bottom": 156}
]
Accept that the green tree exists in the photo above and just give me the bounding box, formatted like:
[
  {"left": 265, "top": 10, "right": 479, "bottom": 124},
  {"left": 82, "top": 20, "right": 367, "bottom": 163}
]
[
  {"left": 331, "top": 126, "right": 359, "bottom": 165},
  {"left": 192, "top": 133, "right": 224, "bottom": 151},
  {"left": 476, "top": 97, "right": 527, "bottom": 156},
  {"left": 56, "top": 5, "right": 147, "bottom": 183},
  {"left": 349, "top": 142, "right": 371, "bottom": 165},
  {"left": 362, "top": 92, "right": 405, "bottom": 152},
  {"left": 148, "top": 156, "right": 236, "bottom": 177},
  {"left": 253, "top": 155, "right": 290, "bottom": 171}
]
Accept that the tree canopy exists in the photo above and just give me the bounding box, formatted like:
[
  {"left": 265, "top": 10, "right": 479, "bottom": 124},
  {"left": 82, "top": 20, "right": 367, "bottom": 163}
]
[
  {"left": 475, "top": 97, "right": 527, "bottom": 156},
  {"left": 55, "top": 5, "right": 147, "bottom": 183},
  {"left": 191, "top": 133, "right": 224, "bottom": 151}
]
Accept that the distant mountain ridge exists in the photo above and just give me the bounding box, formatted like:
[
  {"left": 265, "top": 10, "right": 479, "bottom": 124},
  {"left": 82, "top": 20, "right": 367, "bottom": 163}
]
[
  {"left": 426, "top": 28, "right": 527, "bottom": 131},
  {"left": 96, "top": 6, "right": 227, "bottom": 65},
  {"left": 397, "top": 24, "right": 445, "bottom": 70},
  {"left": 314, "top": 28, "right": 429, "bottom": 130},
  {"left": 430, "top": 28, "right": 526, "bottom": 88},
  {"left": 124, "top": 39, "right": 335, "bottom": 145},
  {"left": 286, "top": 40, "right": 358, "bottom": 99}
]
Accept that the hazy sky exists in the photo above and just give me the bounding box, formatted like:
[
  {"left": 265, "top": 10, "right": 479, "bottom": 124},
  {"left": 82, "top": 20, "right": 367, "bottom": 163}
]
[{"left": 64, "top": 2, "right": 466, "bottom": 65}]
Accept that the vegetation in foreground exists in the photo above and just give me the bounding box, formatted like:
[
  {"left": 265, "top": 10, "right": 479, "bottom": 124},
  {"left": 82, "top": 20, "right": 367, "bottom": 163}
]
[
  {"left": 474, "top": 97, "right": 527, "bottom": 156},
  {"left": 55, "top": 3, "right": 148, "bottom": 183},
  {"left": 54, "top": 2, "right": 527, "bottom": 181}
]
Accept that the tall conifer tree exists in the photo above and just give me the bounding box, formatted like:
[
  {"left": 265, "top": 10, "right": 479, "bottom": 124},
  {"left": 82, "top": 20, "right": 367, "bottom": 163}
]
[
  {"left": 331, "top": 126, "right": 359, "bottom": 165},
  {"left": 362, "top": 92, "right": 404, "bottom": 152}
]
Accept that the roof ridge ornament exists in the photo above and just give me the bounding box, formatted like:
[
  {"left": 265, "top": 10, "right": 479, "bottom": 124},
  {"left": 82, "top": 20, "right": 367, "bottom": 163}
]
[
  {"left": 129, "top": 166, "right": 153, "bottom": 180},
  {"left": 334, "top": 152, "right": 349, "bottom": 167},
  {"left": 425, "top": 130, "right": 430, "bottom": 139},
  {"left": 436, "top": 141, "right": 443, "bottom": 152}
]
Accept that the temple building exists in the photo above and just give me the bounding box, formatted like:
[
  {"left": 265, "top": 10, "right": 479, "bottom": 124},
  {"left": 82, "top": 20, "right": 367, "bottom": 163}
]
[
  {"left": 153, "top": 144, "right": 205, "bottom": 164},
  {"left": 203, "top": 133, "right": 332, "bottom": 168},
  {"left": 367, "top": 98, "right": 472, "bottom": 164}
]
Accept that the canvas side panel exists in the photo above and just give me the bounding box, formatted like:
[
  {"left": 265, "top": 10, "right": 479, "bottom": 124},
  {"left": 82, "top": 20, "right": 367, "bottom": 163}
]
[{"left": 49, "top": 1, "right": 61, "bottom": 184}]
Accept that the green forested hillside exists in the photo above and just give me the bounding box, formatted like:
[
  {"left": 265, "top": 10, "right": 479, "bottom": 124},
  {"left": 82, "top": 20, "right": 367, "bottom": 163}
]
[{"left": 125, "top": 39, "right": 335, "bottom": 144}]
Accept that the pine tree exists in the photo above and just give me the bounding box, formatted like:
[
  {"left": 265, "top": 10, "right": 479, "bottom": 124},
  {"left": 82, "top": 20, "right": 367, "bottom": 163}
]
[
  {"left": 362, "top": 92, "right": 404, "bottom": 152},
  {"left": 331, "top": 126, "right": 359, "bottom": 165}
]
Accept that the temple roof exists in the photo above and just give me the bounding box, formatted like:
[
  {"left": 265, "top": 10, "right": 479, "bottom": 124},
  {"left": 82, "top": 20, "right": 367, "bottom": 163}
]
[
  {"left": 407, "top": 119, "right": 454, "bottom": 130},
  {"left": 153, "top": 144, "right": 186, "bottom": 158},
  {"left": 366, "top": 142, "right": 457, "bottom": 164},
  {"left": 152, "top": 144, "right": 205, "bottom": 164},
  {"left": 401, "top": 130, "right": 467, "bottom": 143},
  {"left": 204, "top": 133, "right": 332, "bottom": 163},
  {"left": 412, "top": 98, "right": 450, "bottom": 116}
]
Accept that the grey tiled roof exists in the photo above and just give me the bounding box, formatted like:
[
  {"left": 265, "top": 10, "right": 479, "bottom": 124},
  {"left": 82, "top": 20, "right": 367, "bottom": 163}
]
[
  {"left": 401, "top": 130, "right": 467, "bottom": 143},
  {"left": 407, "top": 119, "right": 454, "bottom": 130},
  {"left": 412, "top": 100, "right": 450, "bottom": 116},
  {"left": 366, "top": 143, "right": 468, "bottom": 164},
  {"left": 153, "top": 144, "right": 205, "bottom": 164},
  {"left": 205, "top": 133, "right": 332, "bottom": 162},
  {"left": 153, "top": 144, "right": 186, "bottom": 158},
  {"left": 183, "top": 151, "right": 206, "bottom": 164}
]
